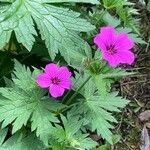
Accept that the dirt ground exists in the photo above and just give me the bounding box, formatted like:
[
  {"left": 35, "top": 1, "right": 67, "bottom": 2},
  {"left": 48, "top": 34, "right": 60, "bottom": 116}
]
[{"left": 115, "top": 1, "right": 150, "bottom": 149}]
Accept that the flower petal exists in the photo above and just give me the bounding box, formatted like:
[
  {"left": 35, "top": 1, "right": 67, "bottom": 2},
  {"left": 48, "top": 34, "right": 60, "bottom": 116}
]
[
  {"left": 103, "top": 53, "right": 119, "bottom": 67},
  {"left": 95, "top": 26, "right": 116, "bottom": 43},
  {"left": 94, "top": 26, "right": 117, "bottom": 53},
  {"left": 117, "top": 50, "right": 135, "bottom": 65},
  {"left": 116, "top": 32, "right": 134, "bottom": 50},
  {"left": 60, "top": 80, "right": 72, "bottom": 89},
  {"left": 45, "top": 63, "right": 59, "bottom": 77},
  {"left": 36, "top": 73, "right": 50, "bottom": 88},
  {"left": 49, "top": 85, "right": 65, "bottom": 98},
  {"left": 94, "top": 35, "right": 107, "bottom": 51},
  {"left": 58, "top": 66, "right": 72, "bottom": 79}
]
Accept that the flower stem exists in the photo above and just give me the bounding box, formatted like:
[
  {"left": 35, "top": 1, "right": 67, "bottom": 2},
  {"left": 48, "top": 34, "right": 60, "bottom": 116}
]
[
  {"left": 62, "top": 75, "right": 81, "bottom": 104},
  {"left": 65, "top": 75, "right": 91, "bottom": 105}
]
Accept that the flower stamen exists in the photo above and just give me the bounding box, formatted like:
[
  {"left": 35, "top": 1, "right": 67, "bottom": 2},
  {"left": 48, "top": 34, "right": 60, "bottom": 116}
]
[
  {"left": 106, "top": 44, "right": 117, "bottom": 55},
  {"left": 51, "top": 77, "right": 61, "bottom": 85}
]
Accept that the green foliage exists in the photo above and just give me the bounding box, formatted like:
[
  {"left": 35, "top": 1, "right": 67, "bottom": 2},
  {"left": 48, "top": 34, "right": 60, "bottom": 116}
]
[
  {"left": 117, "top": 27, "right": 147, "bottom": 44},
  {"left": 0, "top": 61, "right": 130, "bottom": 148},
  {"left": 52, "top": 114, "right": 97, "bottom": 149},
  {"left": 47, "top": 0, "right": 99, "bottom": 4},
  {"left": 0, "top": 132, "right": 45, "bottom": 150},
  {"left": 90, "top": 0, "right": 145, "bottom": 44},
  {"left": 103, "top": 0, "right": 125, "bottom": 9},
  {"left": 147, "top": 0, "right": 150, "bottom": 11},
  {"left": 0, "top": 61, "right": 65, "bottom": 145},
  {"left": 72, "top": 72, "right": 129, "bottom": 144},
  {"left": 0, "top": 0, "right": 145, "bottom": 149},
  {"left": 0, "top": 128, "right": 8, "bottom": 145},
  {"left": 91, "top": 9, "right": 145, "bottom": 44},
  {"left": 0, "top": 0, "right": 96, "bottom": 66},
  {"left": 102, "top": 11, "right": 121, "bottom": 27},
  {"left": 92, "top": 63, "right": 133, "bottom": 97},
  {"left": 75, "top": 91, "right": 129, "bottom": 143}
]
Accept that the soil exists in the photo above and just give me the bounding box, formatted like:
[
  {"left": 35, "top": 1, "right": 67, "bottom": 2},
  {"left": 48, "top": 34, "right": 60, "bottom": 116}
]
[{"left": 115, "top": 1, "right": 150, "bottom": 149}]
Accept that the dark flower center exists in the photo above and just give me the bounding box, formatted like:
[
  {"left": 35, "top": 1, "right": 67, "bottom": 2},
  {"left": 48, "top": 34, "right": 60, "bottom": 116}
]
[
  {"left": 106, "top": 44, "right": 117, "bottom": 55},
  {"left": 51, "top": 77, "right": 61, "bottom": 85}
]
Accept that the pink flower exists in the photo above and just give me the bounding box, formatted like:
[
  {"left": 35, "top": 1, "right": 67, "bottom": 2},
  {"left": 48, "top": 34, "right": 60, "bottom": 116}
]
[
  {"left": 94, "top": 26, "right": 135, "bottom": 67},
  {"left": 36, "top": 63, "right": 72, "bottom": 98}
]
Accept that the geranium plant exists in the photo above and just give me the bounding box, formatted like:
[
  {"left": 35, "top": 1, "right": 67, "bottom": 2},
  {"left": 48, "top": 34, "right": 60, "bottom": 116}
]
[{"left": 0, "top": 0, "right": 145, "bottom": 149}]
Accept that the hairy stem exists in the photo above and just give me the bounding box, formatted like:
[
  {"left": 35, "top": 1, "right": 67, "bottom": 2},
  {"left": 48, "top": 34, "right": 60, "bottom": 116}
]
[
  {"left": 65, "top": 75, "right": 92, "bottom": 105},
  {"left": 62, "top": 74, "right": 81, "bottom": 104}
]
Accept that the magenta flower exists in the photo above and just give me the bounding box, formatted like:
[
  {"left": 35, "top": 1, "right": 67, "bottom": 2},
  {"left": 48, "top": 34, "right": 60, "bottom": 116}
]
[
  {"left": 94, "top": 26, "right": 135, "bottom": 67},
  {"left": 36, "top": 63, "right": 72, "bottom": 98}
]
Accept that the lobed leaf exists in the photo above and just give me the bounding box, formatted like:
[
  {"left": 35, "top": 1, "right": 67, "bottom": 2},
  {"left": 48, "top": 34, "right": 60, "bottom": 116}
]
[
  {"left": 0, "top": 0, "right": 95, "bottom": 66},
  {"left": 0, "top": 61, "right": 65, "bottom": 145},
  {"left": 0, "top": 132, "right": 45, "bottom": 150}
]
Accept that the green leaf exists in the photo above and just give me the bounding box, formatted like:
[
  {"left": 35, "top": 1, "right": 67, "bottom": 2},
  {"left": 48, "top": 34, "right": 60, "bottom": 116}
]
[
  {"left": 0, "top": 61, "right": 65, "bottom": 145},
  {"left": 53, "top": 114, "right": 97, "bottom": 149},
  {"left": 41, "top": 0, "right": 100, "bottom": 4},
  {"left": 29, "top": 2, "right": 94, "bottom": 61},
  {"left": 0, "top": 2, "right": 11, "bottom": 14},
  {"left": 93, "top": 66, "right": 133, "bottom": 97},
  {"left": 0, "top": 132, "right": 45, "bottom": 150},
  {"left": 0, "top": 128, "right": 8, "bottom": 145},
  {"left": 0, "top": 0, "right": 95, "bottom": 65},
  {"left": 92, "top": 144, "right": 108, "bottom": 150},
  {"left": 147, "top": 0, "right": 150, "bottom": 11},
  {"left": 112, "top": 134, "right": 121, "bottom": 144},
  {"left": 117, "top": 27, "right": 147, "bottom": 44},
  {"left": 102, "top": 11, "right": 121, "bottom": 27},
  {"left": 101, "top": 67, "right": 134, "bottom": 78},
  {"left": 103, "top": 0, "right": 125, "bottom": 9},
  {"left": 93, "top": 75, "right": 110, "bottom": 98},
  {"left": 0, "top": 0, "right": 14, "bottom": 2},
  {"left": 0, "top": 0, "right": 37, "bottom": 50},
  {"left": 12, "top": 60, "right": 39, "bottom": 90},
  {"left": 128, "top": 33, "right": 147, "bottom": 44},
  {"left": 50, "top": 140, "right": 66, "bottom": 150},
  {"left": 75, "top": 89, "right": 129, "bottom": 144},
  {"left": 30, "top": 99, "right": 59, "bottom": 145},
  {"left": 72, "top": 72, "right": 95, "bottom": 96}
]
